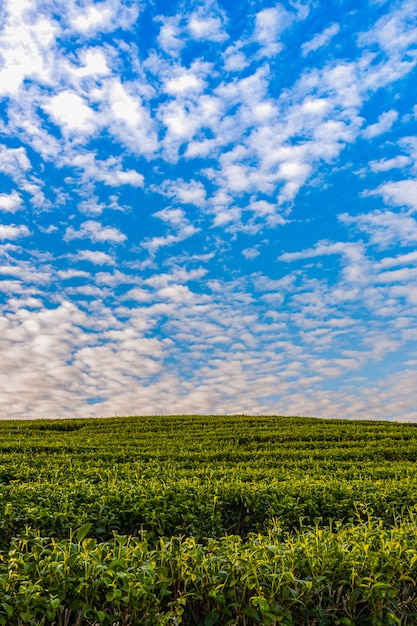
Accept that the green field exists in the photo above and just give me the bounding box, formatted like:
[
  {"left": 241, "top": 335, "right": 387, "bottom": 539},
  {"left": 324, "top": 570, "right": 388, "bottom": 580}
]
[{"left": 2, "top": 414, "right": 417, "bottom": 625}]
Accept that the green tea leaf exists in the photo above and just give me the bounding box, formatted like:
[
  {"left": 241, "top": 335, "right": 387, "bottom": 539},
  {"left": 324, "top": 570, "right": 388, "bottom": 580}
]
[
  {"left": 1, "top": 604, "right": 13, "bottom": 618},
  {"left": 204, "top": 610, "right": 219, "bottom": 626},
  {"left": 241, "top": 607, "right": 260, "bottom": 621},
  {"left": 76, "top": 523, "right": 92, "bottom": 543}
]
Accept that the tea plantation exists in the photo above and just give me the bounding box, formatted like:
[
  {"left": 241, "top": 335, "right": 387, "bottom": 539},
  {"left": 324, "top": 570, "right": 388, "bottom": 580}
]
[{"left": 2, "top": 414, "right": 417, "bottom": 625}]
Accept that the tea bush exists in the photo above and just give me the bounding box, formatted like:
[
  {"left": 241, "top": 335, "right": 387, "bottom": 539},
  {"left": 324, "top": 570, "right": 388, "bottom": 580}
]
[{"left": 1, "top": 414, "right": 417, "bottom": 624}]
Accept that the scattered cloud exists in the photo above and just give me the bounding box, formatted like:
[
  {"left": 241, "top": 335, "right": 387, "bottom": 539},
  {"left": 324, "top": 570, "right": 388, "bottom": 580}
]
[
  {"left": 0, "top": 146, "right": 31, "bottom": 180},
  {"left": 0, "top": 191, "right": 23, "bottom": 213},
  {"left": 73, "top": 250, "right": 116, "bottom": 265},
  {"left": 143, "top": 208, "right": 199, "bottom": 253},
  {"left": 253, "top": 5, "right": 292, "bottom": 57},
  {"left": 0, "top": 1, "right": 57, "bottom": 96},
  {"left": 44, "top": 91, "right": 97, "bottom": 135},
  {"left": 64, "top": 220, "right": 127, "bottom": 244},
  {"left": 157, "top": 179, "right": 207, "bottom": 208},
  {"left": 156, "top": 15, "right": 184, "bottom": 55},
  {"left": 187, "top": 7, "right": 227, "bottom": 42},
  {"left": 362, "top": 109, "right": 398, "bottom": 139},
  {"left": 0, "top": 224, "right": 31, "bottom": 240},
  {"left": 378, "top": 250, "right": 417, "bottom": 269},
  {"left": 0, "top": 0, "right": 417, "bottom": 419},
  {"left": 242, "top": 247, "right": 260, "bottom": 259},
  {"left": 369, "top": 155, "right": 411, "bottom": 172},
  {"left": 366, "top": 180, "right": 417, "bottom": 211},
  {"left": 340, "top": 211, "right": 417, "bottom": 248},
  {"left": 302, "top": 23, "right": 340, "bottom": 56}
]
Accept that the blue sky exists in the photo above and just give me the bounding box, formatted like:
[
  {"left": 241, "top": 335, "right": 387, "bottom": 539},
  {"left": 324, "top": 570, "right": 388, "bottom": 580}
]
[{"left": 0, "top": 0, "right": 417, "bottom": 420}]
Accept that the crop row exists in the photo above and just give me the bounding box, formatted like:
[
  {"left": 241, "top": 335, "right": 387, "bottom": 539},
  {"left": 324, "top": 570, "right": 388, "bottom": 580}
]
[
  {"left": 0, "top": 415, "right": 417, "bottom": 545},
  {"left": 2, "top": 414, "right": 417, "bottom": 624},
  {"left": 2, "top": 475, "right": 417, "bottom": 546},
  {"left": 2, "top": 516, "right": 417, "bottom": 625}
]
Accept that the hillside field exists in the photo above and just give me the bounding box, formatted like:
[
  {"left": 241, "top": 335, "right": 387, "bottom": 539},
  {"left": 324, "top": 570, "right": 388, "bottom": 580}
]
[{"left": 2, "top": 414, "right": 417, "bottom": 625}]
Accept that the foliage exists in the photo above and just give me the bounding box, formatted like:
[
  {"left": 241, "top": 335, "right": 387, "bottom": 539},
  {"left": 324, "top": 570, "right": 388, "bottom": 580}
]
[{"left": 1, "top": 414, "right": 417, "bottom": 624}]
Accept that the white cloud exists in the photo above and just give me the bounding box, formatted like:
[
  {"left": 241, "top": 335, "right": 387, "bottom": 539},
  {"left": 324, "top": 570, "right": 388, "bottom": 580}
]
[
  {"left": 67, "top": 1, "right": 139, "bottom": 35},
  {"left": 123, "top": 288, "right": 152, "bottom": 303},
  {"left": 154, "top": 208, "right": 188, "bottom": 227},
  {"left": 0, "top": 191, "right": 22, "bottom": 213},
  {"left": 22, "top": 179, "right": 51, "bottom": 209},
  {"left": 366, "top": 180, "right": 417, "bottom": 210},
  {"left": 277, "top": 160, "right": 312, "bottom": 202},
  {"left": 69, "top": 4, "right": 114, "bottom": 33},
  {"left": 103, "top": 79, "right": 157, "bottom": 155},
  {"left": 158, "top": 179, "right": 207, "bottom": 207},
  {"left": 375, "top": 267, "right": 417, "bottom": 283},
  {"left": 359, "top": 0, "right": 417, "bottom": 55},
  {"left": 3, "top": 91, "right": 62, "bottom": 162},
  {"left": 223, "top": 45, "right": 248, "bottom": 72},
  {"left": 157, "top": 67, "right": 223, "bottom": 159},
  {"left": 378, "top": 250, "right": 417, "bottom": 269},
  {"left": 152, "top": 3, "right": 416, "bottom": 220},
  {"left": 321, "top": 63, "right": 362, "bottom": 109},
  {"left": 157, "top": 284, "right": 196, "bottom": 303},
  {"left": 109, "top": 81, "right": 144, "bottom": 126},
  {"left": 144, "top": 208, "right": 199, "bottom": 253},
  {"left": 205, "top": 2, "right": 417, "bottom": 222},
  {"left": 369, "top": 155, "right": 411, "bottom": 172},
  {"left": 0, "top": 146, "right": 31, "bottom": 181},
  {"left": 44, "top": 91, "right": 96, "bottom": 134},
  {"left": 213, "top": 206, "right": 241, "bottom": 227},
  {"left": 0, "top": 257, "right": 416, "bottom": 419},
  {"left": 100, "top": 169, "right": 144, "bottom": 187},
  {"left": 64, "top": 220, "right": 126, "bottom": 244},
  {"left": 248, "top": 200, "right": 286, "bottom": 228},
  {"left": 302, "top": 98, "right": 330, "bottom": 115},
  {"left": 0, "top": 223, "right": 30, "bottom": 240},
  {"left": 156, "top": 16, "right": 184, "bottom": 55},
  {"left": 0, "top": 2, "right": 58, "bottom": 95},
  {"left": 362, "top": 109, "right": 398, "bottom": 138},
  {"left": 253, "top": 5, "right": 290, "bottom": 57},
  {"left": 58, "top": 269, "right": 91, "bottom": 280},
  {"left": 159, "top": 100, "right": 205, "bottom": 153},
  {"left": 279, "top": 240, "right": 369, "bottom": 285},
  {"left": 279, "top": 368, "right": 417, "bottom": 421},
  {"left": 68, "top": 48, "right": 110, "bottom": 79},
  {"left": 74, "top": 250, "right": 115, "bottom": 265},
  {"left": 187, "top": 13, "right": 227, "bottom": 42},
  {"left": 242, "top": 247, "right": 260, "bottom": 259},
  {"left": 193, "top": 54, "right": 364, "bottom": 222},
  {"left": 250, "top": 200, "right": 280, "bottom": 217},
  {"left": 165, "top": 72, "right": 205, "bottom": 96},
  {"left": 69, "top": 154, "right": 144, "bottom": 188},
  {"left": 340, "top": 210, "right": 417, "bottom": 248},
  {"left": 302, "top": 23, "right": 340, "bottom": 56},
  {"left": 1, "top": 0, "right": 417, "bottom": 421}
]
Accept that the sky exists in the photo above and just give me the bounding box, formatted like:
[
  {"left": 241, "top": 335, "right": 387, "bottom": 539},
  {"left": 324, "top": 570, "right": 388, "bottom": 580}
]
[{"left": 0, "top": 0, "right": 417, "bottom": 421}]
